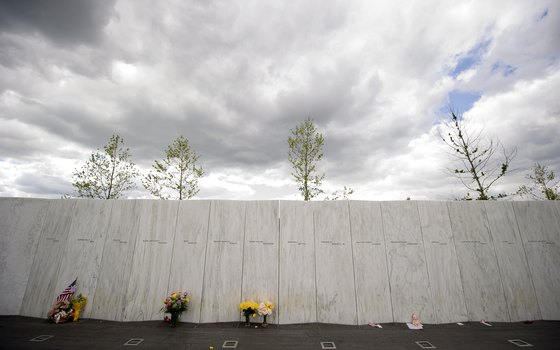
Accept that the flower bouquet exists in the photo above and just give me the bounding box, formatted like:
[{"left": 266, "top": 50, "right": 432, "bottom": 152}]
[
  {"left": 161, "top": 290, "right": 189, "bottom": 327},
  {"left": 239, "top": 300, "right": 259, "bottom": 327},
  {"left": 71, "top": 294, "right": 88, "bottom": 321},
  {"left": 47, "top": 300, "right": 74, "bottom": 324},
  {"left": 257, "top": 301, "right": 274, "bottom": 327}
]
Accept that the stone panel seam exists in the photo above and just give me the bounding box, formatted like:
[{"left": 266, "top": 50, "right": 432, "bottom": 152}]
[
  {"left": 48, "top": 200, "right": 77, "bottom": 318},
  {"left": 379, "top": 203, "right": 395, "bottom": 323},
  {"left": 19, "top": 199, "right": 49, "bottom": 316},
  {"left": 276, "top": 200, "right": 281, "bottom": 325},
  {"left": 198, "top": 200, "right": 212, "bottom": 323},
  {"left": 483, "top": 202, "right": 511, "bottom": 322},
  {"left": 347, "top": 201, "right": 359, "bottom": 325},
  {"left": 313, "top": 208, "right": 319, "bottom": 323},
  {"left": 86, "top": 200, "right": 113, "bottom": 320},
  {"left": 446, "top": 202, "right": 470, "bottom": 321},
  {"left": 416, "top": 202, "right": 437, "bottom": 324},
  {"left": 512, "top": 202, "right": 542, "bottom": 320},
  {"left": 239, "top": 201, "right": 248, "bottom": 322},
  {"left": 165, "top": 201, "right": 181, "bottom": 297}
]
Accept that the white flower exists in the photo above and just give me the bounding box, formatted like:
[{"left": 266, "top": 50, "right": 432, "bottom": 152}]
[{"left": 257, "top": 302, "right": 272, "bottom": 316}]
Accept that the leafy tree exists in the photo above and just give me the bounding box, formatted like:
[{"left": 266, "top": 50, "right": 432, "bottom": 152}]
[
  {"left": 439, "top": 111, "right": 516, "bottom": 200},
  {"left": 288, "top": 117, "right": 325, "bottom": 200},
  {"left": 142, "top": 135, "right": 204, "bottom": 200},
  {"left": 72, "top": 134, "right": 139, "bottom": 199},
  {"left": 516, "top": 163, "right": 559, "bottom": 200}
]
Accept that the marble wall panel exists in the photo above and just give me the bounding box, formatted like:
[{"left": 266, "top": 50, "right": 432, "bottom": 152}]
[
  {"left": 20, "top": 199, "right": 77, "bottom": 317},
  {"left": 513, "top": 201, "right": 560, "bottom": 320},
  {"left": 6, "top": 198, "right": 560, "bottom": 324},
  {"left": 314, "top": 201, "right": 357, "bottom": 325},
  {"left": 54, "top": 200, "right": 112, "bottom": 319},
  {"left": 278, "top": 201, "right": 317, "bottom": 324},
  {"left": 417, "top": 201, "right": 468, "bottom": 323},
  {"left": 348, "top": 201, "right": 393, "bottom": 324},
  {"left": 382, "top": 201, "right": 435, "bottom": 323},
  {"left": 89, "top": 200, "right": 140, "bottom": 321},
  {"left": 123, "top": 200, "right": 179, "bottom": 321},
  {"left": 485, "top": 202, "right": 541, "bottom": 321},
  {"left": 448, "top": 202, "right": 509, "bottom": 322},
  {"left": 0, "top": 198, "right": 48, "bottom": 315},
  {"left": 167, "top": 200, "right": 211, "bottom": 323},
  {"left": 200, "top": 201, "right": 246, "bottom": 323},
  {"left": 241, "top": 201, "right": 279, "bottom": 324}
]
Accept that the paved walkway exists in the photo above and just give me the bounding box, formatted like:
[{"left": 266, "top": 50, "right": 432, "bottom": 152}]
[{"left": 1, "top": 316, "right": 559, "bottom": 349}]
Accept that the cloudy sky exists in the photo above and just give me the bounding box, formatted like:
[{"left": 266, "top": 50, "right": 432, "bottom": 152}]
[{"left": 1, "top": 0, "right": 559, "bottom": 201}]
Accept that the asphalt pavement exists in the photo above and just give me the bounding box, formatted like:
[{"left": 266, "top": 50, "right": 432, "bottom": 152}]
[{"left": 1, "top": 316, "right": 559, "bottom": 349}]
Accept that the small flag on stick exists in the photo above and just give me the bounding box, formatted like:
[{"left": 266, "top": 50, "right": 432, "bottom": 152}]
[{"left": 56, "top": 278, "right": 77, "bottom": 303}]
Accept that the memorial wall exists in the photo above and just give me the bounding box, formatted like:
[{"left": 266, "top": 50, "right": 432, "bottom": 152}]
[{"left": 0, "top": 198, "right": 559, "bottom": 324}]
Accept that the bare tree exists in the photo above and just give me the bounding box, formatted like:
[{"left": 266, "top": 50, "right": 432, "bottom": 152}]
[{"left": 439, "top": 111, "right": 516, "bottom": 200}]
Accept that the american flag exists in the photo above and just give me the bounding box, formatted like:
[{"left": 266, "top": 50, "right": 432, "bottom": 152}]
[{"left": 56, "top": 279, "right": 77, "bottom": 302}]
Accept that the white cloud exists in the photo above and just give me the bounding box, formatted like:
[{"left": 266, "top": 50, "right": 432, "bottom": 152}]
[{"left": 1, "top": 0, "right": 559, "bottom": 201}]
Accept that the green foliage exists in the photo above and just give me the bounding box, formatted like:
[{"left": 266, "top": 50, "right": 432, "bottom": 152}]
[
  {"left": 516, "top": 163, "right": 559, "bottom": 200},
  {"left": 439, "top": 111, "right": 516, "bottom": 200},
  {"left": 72, "top": 135, "right": 139, "bottom": 199},
  {"left": 143, "top": 135, "right": 204, "bottom": 200},
  {"left": 325, "top": 186, "right": 355, "bottom": 200},
  {"left": 288, "top": 118, "right": 325, "bottom": 201}
]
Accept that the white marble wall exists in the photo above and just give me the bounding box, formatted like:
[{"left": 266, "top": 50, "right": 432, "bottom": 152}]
[
  {"left": 0, "top": 198, "right": 48, "bottom": 315},
  {"left": 54, "top": 200, "right": 112, "bottom": 319},
  {"left": 417, "top": 201, "right": 468, "bottom": 323},
  {"left": 278, "top": 201, "right": 317, "bottom": 324},
  {"left": 20, "top": 200, "right": 77, "bottom": 317},
  {"left": 199, "top": 201, "right": 246, "bottom": 323},
  {"left": 241, "top": 201, "right": 279, "bottom": 324},
  {"left": 89, "top": 200, "right": 140, "bottom": 321},
  {"left": 168, "top": 200, "right": 210, "bottom": 323},
  {"left": 123, "top": 200, "right": 179, "bottom": 321},
  {"left": 513, "top": 201, "right": 560, "bottom": 320},
  {"left": 314, "top": 201, "right": 357, "bottom": 325},
  {"left": 349, "top": 201, "right": 393, "bottom": 324},
  {"left": 484, "top": 202, "right": 541, "bottom": 321},
  {"left": 448, "top": 202, "right": 509, "bottom": 322},
  {"left": 2, "top": 199, "right": 560, "bottom": 324},
  {"left": 382, "top": 201, "right": 435, "bottom": 323}
]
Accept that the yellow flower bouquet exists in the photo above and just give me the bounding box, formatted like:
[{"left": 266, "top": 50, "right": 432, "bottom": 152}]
[
  {"left": 71, "top": 294, "right": 88, "bottom": 321},
  {"left": 239, "top": 300, "right": 259, "bottom": 326}
]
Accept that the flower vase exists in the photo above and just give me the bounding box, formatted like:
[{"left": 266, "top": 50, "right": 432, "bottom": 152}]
[
  {"left": 244, "top": 314, "right": 251, "bottom": 327},
  {"left": 170, "top": 312, "right": 180, "bottom": 327},
  {"left": 262, "top": 315, "right": 268, "bottom": 328}
]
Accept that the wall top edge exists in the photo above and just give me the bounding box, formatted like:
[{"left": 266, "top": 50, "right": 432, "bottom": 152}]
[{"left": 0, "top": 197, "right": 556, "bottom": 205}]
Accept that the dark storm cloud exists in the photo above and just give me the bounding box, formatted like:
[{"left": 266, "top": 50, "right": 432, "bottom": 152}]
[
  {"left": 120, "top": 96, "right": 290, "bottom": 171},
  {"left": 0, "top": 0, "right": 116, "bottom": 46}
]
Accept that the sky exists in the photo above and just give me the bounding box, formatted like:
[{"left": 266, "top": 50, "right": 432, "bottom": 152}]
[{"left": 0, "top": 0, "right": 559, "bottom": 201}]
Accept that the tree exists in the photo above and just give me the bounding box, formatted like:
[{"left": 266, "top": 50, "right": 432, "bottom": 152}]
[
  {"left": 142, "top": 135, "right": 204, "bottom": 200},
  {"left": 517, "top": 163, "right": 559, "bottom": 200},
  {"left": 72, "top": 134, "right": 139, "bottom": 199},
  {"left": 288, "top": 117, "right": 325, "bottom": 200},
  {"left": 325, "top": 186, "right": 355, "bottom": 200},
  {"left": 439, "top": 111, "right": 516, "bottom": 200}
]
